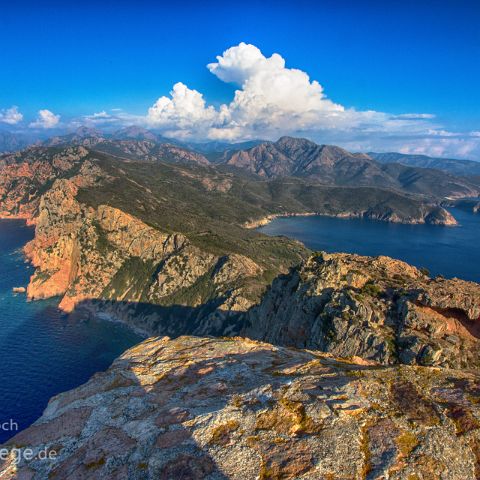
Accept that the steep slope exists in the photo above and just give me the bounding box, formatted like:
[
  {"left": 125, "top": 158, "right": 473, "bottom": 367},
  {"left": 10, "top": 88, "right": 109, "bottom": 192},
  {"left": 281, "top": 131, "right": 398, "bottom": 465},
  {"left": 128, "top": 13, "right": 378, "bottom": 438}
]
[
  {"left": 22, "top": 169, "right": 304, "bottom": 333},
  {"left": 226, "top": 136, "right": 382, "bottom": 183},
  {"left": 244, "top": 252, "right": 480, "bottom": 369},
  {"left": 370, "top": 151, "right": 480, "bottom": 177},
  {"left": 2, "top": 336, "right": 480, "bottom": 480},
  {"left": 0, "top": 146, "right": 90, "bottom": 219},
  {"left": 10, "top": 148, "right": 306, "bottom": 333},
  {"left": 225, "top": 136, "right": 480, "bottom": 199}
]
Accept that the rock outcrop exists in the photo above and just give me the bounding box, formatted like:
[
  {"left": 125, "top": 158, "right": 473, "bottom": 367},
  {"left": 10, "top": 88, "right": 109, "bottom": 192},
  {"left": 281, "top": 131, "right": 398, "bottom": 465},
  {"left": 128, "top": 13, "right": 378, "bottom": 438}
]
[
  {"left": 244, "top": 252, "right": 480, "bottom": 369},
  {"left": 2, "top": 336, "right": 480, "bottom": 479}
]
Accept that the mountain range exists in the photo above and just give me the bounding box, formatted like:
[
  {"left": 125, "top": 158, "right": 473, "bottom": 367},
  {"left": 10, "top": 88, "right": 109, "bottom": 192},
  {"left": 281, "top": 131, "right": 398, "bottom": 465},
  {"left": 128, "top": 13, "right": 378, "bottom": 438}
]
[
  {"left": 2, "top": 125, "right": 480, "bottom": 178},
  {"left": 370, "top": 151, "right": 480, "bottom": 177},
  {"left": 223, "top": 136, "right": 480, "bottom": 199},
  {"left": 3, "top": 126, "right": 477, "bottom": 201}
]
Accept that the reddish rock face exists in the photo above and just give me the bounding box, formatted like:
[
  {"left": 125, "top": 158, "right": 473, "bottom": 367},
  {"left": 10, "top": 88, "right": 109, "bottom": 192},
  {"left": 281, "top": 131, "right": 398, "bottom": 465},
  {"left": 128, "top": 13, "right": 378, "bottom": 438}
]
[{"left": 2, "top": 336, "right": 479, "bottom": 480}]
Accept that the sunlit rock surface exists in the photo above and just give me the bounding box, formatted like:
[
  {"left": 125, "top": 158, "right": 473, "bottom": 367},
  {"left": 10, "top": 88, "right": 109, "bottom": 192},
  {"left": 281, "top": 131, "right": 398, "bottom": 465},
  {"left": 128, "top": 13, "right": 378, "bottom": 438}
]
[{"left": 2, "top": 336, "right": 480, "bottom": 479}]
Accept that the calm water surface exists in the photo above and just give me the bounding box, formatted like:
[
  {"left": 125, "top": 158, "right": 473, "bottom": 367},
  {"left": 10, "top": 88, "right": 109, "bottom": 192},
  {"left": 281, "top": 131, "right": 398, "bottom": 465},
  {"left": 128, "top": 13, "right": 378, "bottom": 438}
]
[
  {"left": 259, "top": 208, "right": 480, "bottom": 283},
  {"left": 0, "top": 220, "right": 142, "bottom": 442}
]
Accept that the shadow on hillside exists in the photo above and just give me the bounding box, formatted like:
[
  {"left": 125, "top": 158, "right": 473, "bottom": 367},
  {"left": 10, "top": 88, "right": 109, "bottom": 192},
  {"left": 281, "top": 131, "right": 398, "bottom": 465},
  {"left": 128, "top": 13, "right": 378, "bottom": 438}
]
[{"left": 67, "top": 296, "right": 247, "bottom": 340}]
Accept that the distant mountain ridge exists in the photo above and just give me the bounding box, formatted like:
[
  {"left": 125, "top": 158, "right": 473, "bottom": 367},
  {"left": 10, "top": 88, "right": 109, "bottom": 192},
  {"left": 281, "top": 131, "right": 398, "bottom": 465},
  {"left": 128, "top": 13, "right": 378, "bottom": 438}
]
[
  {"left": 0, "top": 130, "right": 33, "bottom": 153},
  {"left": 369, "top": 151, "right": 480, "bottom": 177},
  {"left": 41, "top": 126, "right": 210, "bottom": 166},
  {"left": 2, "top": 126, "right": 480, "bottom": 199},
  {"left": 223, "top": 136, "right": 480, "bottom": 199}
]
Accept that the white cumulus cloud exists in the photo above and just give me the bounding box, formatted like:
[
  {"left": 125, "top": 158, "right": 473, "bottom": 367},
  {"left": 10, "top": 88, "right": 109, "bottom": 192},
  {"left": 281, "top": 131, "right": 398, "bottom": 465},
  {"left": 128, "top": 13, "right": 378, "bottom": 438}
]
[
  {"left": 146, "top": 82, "right": 218, "bottom": 138},
  {"left": 145, "top": 43, "right": 447, "bottom": 143},
  {"left": 21, "top": 43, "right": 477, "bottom": 160},
  {"left": 29, "top": 109, "right": 60, "bottom": 129},
  {"left": 0, "top": 106, "right": 23, "bottom": 125}
]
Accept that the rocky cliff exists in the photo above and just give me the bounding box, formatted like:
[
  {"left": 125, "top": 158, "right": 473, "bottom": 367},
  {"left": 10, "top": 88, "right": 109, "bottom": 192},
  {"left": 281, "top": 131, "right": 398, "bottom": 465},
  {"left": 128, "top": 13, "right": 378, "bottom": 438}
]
[
  {"left": 244, "top": 252, "right": 480, "bottom": 369},
  {"left": 1, "top": 145, "right": 474, "bottom": 359},
  {"left": 2, "top": 336, "right": 480, "bottom": 479},
  {"left": 25, "top": 171, "right": 479, "bottom": 370},
  {"left": 24, "top": 169, "right": 266, "bottom": 334}
]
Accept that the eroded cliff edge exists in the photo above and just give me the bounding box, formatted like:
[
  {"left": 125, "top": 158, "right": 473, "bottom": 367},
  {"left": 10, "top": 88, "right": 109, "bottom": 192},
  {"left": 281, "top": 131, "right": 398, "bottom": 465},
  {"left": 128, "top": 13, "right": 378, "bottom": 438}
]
[{"left": 244, "top": 252, "right": 480, "bottom": 369}]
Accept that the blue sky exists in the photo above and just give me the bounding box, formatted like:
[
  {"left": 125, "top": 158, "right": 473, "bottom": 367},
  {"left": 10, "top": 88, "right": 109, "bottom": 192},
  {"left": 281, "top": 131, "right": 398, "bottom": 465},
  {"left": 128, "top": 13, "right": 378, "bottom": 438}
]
[{"left": 1, "top": 0, "right": 480, "bottom": 158}]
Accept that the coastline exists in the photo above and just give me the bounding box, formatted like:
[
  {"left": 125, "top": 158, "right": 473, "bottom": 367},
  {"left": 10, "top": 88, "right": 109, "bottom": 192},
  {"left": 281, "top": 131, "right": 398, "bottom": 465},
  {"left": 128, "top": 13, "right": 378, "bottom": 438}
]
[
  {"left": 243, "top": 210, "right": 458, "bottom": 229},
  {"left": 0, "top": 213, "right": 36, "bottom": 226},
  {"left": 243, "top": 212, "right": 317, "bottom": 229},
  {"left": 0, "top": 217, "right": 147, "bottom": 339}
]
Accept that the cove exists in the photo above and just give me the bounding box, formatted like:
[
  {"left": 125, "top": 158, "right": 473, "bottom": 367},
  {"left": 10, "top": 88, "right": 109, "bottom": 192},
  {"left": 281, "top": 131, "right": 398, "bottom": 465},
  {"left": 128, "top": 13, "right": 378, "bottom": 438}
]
[{"left": 258, "top": 208, "right": 480, "bottom": 283}]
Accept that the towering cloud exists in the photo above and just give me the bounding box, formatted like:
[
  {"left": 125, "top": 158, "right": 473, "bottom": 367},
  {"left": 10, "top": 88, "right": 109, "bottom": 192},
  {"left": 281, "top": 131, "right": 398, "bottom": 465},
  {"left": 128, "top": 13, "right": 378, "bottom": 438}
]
[
  {"left": 144, "top": 43, "right": 441, "bottom": 143},
  {"left": 147, "top": 82, "right": 217, "bottom": 138},
  {"left": 206, "top": 42, "right": 346, "bottom": 137}
]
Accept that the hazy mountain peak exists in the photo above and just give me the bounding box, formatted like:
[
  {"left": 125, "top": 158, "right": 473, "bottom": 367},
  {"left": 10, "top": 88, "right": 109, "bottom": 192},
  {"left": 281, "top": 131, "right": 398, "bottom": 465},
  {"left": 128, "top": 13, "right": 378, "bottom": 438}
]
[
  {"left": 275, "top": 135, "right": 318, "bottom": 149},
  {"left": 74, "top": 126, "right": 102, "bottom": 138},
  {"left": 113, "top": 126, "right": 158, "bottom": 141}
]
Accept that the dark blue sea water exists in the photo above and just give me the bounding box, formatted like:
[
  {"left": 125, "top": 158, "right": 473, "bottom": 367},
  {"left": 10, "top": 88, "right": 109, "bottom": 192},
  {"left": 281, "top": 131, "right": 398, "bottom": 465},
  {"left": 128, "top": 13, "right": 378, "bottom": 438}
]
[
  {"left": 259, "top": 208, "right": 480, "bottom": 283},
  {"left": 0, "top": 220, "right": 142, "bottom": 443}
]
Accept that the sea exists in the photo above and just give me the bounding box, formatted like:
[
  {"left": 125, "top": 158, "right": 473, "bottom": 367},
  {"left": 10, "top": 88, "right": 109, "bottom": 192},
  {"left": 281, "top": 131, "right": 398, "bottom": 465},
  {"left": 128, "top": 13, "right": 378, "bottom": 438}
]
[
  {"left": 0, "top": 219, "right": 142, "bottom": 443},
  {"left": 258, "top": 208, "right": 480, "bottom": 283}
]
